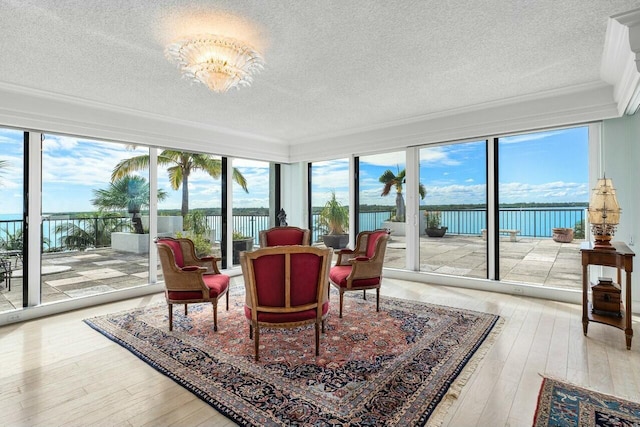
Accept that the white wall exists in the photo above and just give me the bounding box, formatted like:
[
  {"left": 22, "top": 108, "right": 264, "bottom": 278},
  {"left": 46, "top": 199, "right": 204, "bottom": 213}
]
[
  {"left": 602, "top": 114, "right": 640, "bottom": 309},
  {"left": 280, "top": 162, "right": 308, "bottom": 229}
]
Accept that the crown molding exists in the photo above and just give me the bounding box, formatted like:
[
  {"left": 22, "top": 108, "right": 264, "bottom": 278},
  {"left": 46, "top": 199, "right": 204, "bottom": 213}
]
[
  {"left": 0, "top": 82, "right": 289, "bottom": 162},
  {"left": 289, "top": 82, "right": 619, "bottom": 162},
  {"left": 601, "top": 8, "right": 640, "bottom": 115},
  {"left": 291, "top": 81, "right": 611, "bottom": 147}
]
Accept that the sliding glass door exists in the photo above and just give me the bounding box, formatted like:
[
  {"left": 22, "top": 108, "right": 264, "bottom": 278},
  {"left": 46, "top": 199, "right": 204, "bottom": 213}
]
[{"left": 0, "top": 128, "right": 24, "bottom": 314}]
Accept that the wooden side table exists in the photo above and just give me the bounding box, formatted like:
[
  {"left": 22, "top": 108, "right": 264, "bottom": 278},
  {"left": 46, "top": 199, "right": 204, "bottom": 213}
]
[{"left": 581, "top": 241, "right": 635, "bottom": 349}]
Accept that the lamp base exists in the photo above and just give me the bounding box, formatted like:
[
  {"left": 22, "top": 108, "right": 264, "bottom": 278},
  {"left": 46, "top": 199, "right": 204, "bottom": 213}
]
[{"left": 593, "top": 235, "right": 616, "bottom": 250}]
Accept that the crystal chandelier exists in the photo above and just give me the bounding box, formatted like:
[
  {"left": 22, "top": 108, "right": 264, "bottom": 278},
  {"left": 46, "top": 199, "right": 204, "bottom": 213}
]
[{"left": 165, "top": 34, "right": 264, "bottom": 93}]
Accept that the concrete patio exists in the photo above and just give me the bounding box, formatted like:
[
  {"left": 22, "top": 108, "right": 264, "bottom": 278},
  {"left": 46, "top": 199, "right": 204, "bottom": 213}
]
[{"left": 0, "top": 234, "right": 584, "bottom": 313}]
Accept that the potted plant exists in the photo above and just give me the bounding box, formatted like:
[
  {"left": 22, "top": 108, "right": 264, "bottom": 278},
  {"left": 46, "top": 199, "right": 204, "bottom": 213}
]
[
  {"left": 424, "top": 211, "right": 447, "bottom": 237},
  {"left": 552, "top": 227, "right": 574, "bottom": 243},
  {"left": 232, "top": 230, "right": 254, "bottom": 264},
  {"left": 317, "top": 191, "right": 349, "bottom": 249}
]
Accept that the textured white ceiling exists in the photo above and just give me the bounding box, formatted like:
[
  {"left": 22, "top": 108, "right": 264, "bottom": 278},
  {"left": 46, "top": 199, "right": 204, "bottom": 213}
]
[{"left": 1, "top": 0, "right": 640, "bottom": 145}]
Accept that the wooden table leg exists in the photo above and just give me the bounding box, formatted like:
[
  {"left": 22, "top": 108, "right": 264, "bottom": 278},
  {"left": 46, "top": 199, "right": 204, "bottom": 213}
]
[{"left": 582, "top": 263, "right": 589, "bottom": 335}]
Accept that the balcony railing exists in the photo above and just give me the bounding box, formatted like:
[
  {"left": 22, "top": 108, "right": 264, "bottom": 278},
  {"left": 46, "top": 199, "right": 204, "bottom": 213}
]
[{"left": 0, "top": 207, "right": 586, "bottom": 253}]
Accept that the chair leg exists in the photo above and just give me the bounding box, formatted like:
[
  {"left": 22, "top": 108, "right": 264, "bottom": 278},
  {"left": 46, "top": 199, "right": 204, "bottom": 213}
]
[
  {"left": 321, "top": 319, "right": 326, "bottom": 333},
  {"left": 315, "top": 322, "right": 320, "bottom": 356},
  {"left": 249, "top": 323, "right": 253, "bottom": 339},
  {"left": 184, "top": 304, "right": 188, "bottom": 315},
  {"left": 226, "top": 290, "right": 229, "bottom": 310},
  {"left": 339, "top": 291, "right": 344, "bottom": 318},
  {"left": 213, "top": 303, "right": 218, "bottom": 332},
  {"left": 376, "top": 288, "right": 380, "bottom": 312},
  {"left": 254, "top": 325, "right": 260, "bottom": 361},
  {"left": 363, "top": 289, "right": 367, "bottom": 300},
  {"left": 168, "top": 304, "right": 173, "bottom": 331}
]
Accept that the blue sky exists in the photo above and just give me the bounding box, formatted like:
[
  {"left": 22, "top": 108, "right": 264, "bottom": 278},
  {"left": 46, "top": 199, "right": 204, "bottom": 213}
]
[
  {"left": 0, "top": 126, "right": 588, "bottom": 215},
  {"left": 312, "top": 126, "right": 589, "bottom": 207}
]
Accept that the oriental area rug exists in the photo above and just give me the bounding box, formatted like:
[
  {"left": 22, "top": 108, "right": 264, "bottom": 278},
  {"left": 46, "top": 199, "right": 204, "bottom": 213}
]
[
  {"left": 533, "top": 377, "right": 640, "bottom": 427},
  {"left": 85, "top": 292, "right": 501, "bottom": 426}
]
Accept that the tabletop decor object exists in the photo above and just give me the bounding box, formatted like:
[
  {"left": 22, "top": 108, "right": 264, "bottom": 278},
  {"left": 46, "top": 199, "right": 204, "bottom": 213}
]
[{"left": 587, "top": 176, "right": 621, "bottom": 250}]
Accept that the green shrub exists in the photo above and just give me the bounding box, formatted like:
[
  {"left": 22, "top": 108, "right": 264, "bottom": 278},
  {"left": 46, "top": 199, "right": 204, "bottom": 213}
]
[
  {"left": 175, "top": 231, "right": 212, "bottom": 257},
  {"left": 574, "top": 219, "right": 585, "bottom": 239}
]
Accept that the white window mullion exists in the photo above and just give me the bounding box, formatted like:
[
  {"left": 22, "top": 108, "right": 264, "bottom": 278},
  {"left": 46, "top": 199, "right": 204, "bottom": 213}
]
[{"left": 27, "top": 132, "right": 42, "bottom": 306}]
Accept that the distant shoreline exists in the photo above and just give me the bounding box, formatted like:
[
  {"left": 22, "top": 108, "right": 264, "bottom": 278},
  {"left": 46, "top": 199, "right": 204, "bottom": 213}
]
[{"left": 0, "top": 202, "right": 589, "bottom": 220}]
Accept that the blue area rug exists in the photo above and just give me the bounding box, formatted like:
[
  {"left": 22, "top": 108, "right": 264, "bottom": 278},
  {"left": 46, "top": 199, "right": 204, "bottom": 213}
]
[{"left": 533, "top": 377, "right": 640, "bottom": 426}]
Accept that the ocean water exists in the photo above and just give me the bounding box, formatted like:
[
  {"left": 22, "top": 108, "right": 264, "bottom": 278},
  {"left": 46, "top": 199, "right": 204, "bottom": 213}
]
[{"left": 1, "top": 207, "right": 588, "bottom": 250}]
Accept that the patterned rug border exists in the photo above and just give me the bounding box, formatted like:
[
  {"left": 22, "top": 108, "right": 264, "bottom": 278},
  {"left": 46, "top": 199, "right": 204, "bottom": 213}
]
[
  {"left": 84, "top": 293, "right": 503, "bottom": 426},
  {"left": 427, "top": 311, "right": 504, "bottom": 426},
  {"left": 533, "top": 375, "right": 640, "bottom": 427}
]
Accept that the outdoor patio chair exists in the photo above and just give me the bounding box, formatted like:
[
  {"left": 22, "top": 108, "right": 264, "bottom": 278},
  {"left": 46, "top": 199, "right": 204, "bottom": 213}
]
[
  {"left": 240, "top": 245, "right": 332, "bottom": 361},
  {"left": 258, "top": 226, "right": 311, "bottom": 247},
  {"left": 0, "top": 258, "right": 11, "bottom": 291},
  {"left": 329, "top": 229, "right": 390, "bottom": 318},
  {"left": 155, "top": 237, "right": 230, "bottom": 332}
]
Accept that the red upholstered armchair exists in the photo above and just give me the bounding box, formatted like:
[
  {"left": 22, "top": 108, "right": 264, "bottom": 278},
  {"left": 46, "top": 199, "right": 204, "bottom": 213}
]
[
  {"left": 259, "top": 226, "right": 311, "bottom": 247},
  {"left": 155, "top": 237, "right": 230, "bottom": 331},
  {"left": 329, "top": 229, "right": 390, "bottom": 318},
  {"left": 240, "top": 245, "right": 332, "bottom": 361}
]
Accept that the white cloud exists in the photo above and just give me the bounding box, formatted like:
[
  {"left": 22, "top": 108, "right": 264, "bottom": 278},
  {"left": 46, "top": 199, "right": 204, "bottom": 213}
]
[
  {"left": 499, "top": 130, "right": 563, "bottom": 144},
  {"left": 360, "top": 152, "right": 405, "bottom": 167}
]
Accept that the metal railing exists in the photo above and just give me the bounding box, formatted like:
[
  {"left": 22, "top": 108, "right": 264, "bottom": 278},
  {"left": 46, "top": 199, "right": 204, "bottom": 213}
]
[{"left": 0, "top": 207, "right": 587, "bottom": 253}]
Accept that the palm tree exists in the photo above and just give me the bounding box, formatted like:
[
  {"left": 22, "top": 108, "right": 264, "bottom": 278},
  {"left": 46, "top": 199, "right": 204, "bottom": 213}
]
[
  {"left": 91, "top": 176, "right": 167, "bottom": 234},
  {"left": 111, "top": 151, "right": 248, "bottom": 218},
  {"left": 55, "top": 213, "right": 128, "bottom": 250},
  {"left": 379, "top": 167, "right": 426, "bottom": 222}
]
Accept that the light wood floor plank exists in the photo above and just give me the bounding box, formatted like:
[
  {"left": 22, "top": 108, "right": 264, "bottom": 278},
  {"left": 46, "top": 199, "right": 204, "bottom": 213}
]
[{"left": 1, "top": 279, "right": 638, "bottom": 427}]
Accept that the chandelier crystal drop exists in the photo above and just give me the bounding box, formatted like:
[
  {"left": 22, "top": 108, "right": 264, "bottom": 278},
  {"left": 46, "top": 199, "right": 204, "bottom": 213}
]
[{"left": 165, "top": 34, "right": 264, "bottom": 93}]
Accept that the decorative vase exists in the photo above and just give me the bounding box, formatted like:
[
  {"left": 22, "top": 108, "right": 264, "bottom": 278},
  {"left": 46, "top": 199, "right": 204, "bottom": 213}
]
[
  {"left": 233, "top": 238, "right": 254, "bottom": 264},
  {"left": 552, "top": 228, "right": 574, "bottom": 243},
  {"left": 425, "top": 227, "right": 448, "bottom": 238},
  {"left": 322, "top": 234, "right": 349, "bottom": 249}
]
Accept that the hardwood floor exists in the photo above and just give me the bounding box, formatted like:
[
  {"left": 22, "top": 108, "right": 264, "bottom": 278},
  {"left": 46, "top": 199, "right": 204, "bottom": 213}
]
[{"left": 1, "top": 277, "right": 638, "bottom": 426}]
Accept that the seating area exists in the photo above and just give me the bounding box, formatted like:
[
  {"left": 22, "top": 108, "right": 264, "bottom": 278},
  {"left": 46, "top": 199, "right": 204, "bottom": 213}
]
[{"left": 153, "top": 228, "right": 392, "bottom": 359}]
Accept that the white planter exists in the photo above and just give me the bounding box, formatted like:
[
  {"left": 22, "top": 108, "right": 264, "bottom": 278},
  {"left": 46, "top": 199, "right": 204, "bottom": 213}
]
[
  {"left": 141, "top": 216, "right": 183, "bottom": 235},
  {"left": 111, "top": 232, "right": 149, "bottom": 254},
  {"left": 381, "top": 221, "right": 406, "bottom": 236}
]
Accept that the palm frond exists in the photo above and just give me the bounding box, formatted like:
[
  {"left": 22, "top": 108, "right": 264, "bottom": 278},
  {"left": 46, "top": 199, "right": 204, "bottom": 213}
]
[{"left": 111, "top": 155, "right": 150, "bottom": 181}]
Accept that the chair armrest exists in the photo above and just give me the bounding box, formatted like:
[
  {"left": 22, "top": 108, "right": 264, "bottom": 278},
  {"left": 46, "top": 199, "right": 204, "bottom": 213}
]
[
  {"left": 353, "top": 256, "right": 370, "bottom": 261},
  {"left": 190, "top": 257, "right": 222, "bottom": 274},
  {"left": 181, "top": 265, "right": 206, "bottom": 272},
  {"left": 335, "top": 249, "right": 355, "bottom": 265}
]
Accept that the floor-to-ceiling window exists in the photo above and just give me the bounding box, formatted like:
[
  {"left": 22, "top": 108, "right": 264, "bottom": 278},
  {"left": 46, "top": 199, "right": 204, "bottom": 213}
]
[
  {"left": 40, "top": 135, "right": 151, "bottom": 304},
  {"left": 419, "top": 141, "right": 488, "bottom": 278},
  {"left": 155, "top": 150, "right": 225, "bottom": 272},
  {"left": 497, "top": 126, "right": 588, "bottom": 288},
  {"left": 0, "top": 128, "right": 24, "bottom": 313},
  {"left": 358, "top": 151, "right": 405, "bottom": 266},
  {"left": 310, "top": 159, "right": 350, "bottom": 247},
  {"left": 232, "top": 159, "right": 269, "bottom": 261}
]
